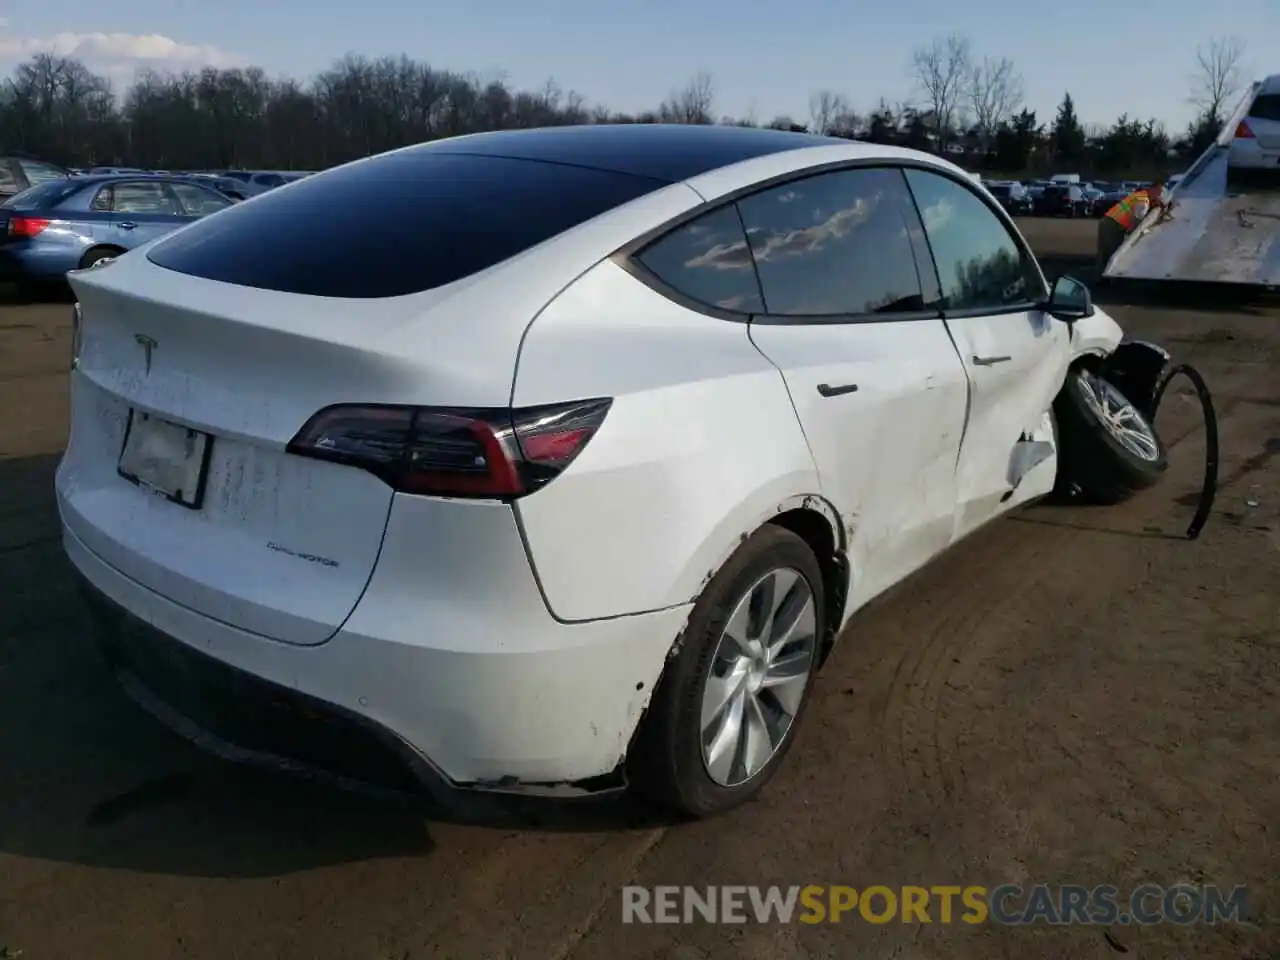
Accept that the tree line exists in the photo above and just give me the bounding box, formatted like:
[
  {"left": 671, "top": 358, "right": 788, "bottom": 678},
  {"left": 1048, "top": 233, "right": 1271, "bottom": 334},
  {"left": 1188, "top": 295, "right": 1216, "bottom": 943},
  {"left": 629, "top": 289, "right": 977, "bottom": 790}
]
[{"left": 0, "top": 33, "right": 1246, "bottom": 178}]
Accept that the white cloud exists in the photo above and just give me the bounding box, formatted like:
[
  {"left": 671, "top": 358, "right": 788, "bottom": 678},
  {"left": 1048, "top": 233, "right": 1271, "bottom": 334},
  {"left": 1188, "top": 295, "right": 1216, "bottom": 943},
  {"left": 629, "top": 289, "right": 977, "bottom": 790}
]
[{"left": 0, "top": 25, "right": 245, "bottom": 74}]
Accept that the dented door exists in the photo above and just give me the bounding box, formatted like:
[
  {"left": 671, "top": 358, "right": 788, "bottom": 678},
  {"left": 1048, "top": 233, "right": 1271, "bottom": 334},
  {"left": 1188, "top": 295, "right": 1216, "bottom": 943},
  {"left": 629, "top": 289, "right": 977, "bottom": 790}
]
[{"left": 903, "top": 167, "right": 1072, "bottom": 541}]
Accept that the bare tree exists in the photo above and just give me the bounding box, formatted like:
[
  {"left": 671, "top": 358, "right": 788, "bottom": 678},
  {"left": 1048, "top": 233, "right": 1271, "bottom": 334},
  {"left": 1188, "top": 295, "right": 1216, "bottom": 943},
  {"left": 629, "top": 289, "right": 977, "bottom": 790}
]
[
  {"left": 1190, "top": 36, "right": 1245, "bottom": 125},
  {"left": 909, "top": 33, "right": 972, "bottom": 147},
  {"left": 808, "top": 90, "right": 848, "bottom": 135},
  {"left": 659, "top": 72, "right": 714, "bottom": 124},
  {"left": 967, "top": 55, "right": 1023, "bottom": 151}
]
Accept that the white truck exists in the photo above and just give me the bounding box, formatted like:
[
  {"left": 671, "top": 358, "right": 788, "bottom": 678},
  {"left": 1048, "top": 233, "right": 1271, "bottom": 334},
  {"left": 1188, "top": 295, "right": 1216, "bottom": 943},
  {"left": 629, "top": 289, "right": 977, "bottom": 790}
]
[{"left": 1103, "top": 79, "right": 1280, "bottom": 289}]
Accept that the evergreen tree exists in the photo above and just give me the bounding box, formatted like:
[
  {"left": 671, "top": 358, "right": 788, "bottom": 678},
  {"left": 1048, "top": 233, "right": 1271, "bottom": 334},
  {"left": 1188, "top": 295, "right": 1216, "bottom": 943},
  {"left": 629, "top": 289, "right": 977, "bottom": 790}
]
[{"left": 1051, "top": 92, "right": 1086, "bottom": 164}]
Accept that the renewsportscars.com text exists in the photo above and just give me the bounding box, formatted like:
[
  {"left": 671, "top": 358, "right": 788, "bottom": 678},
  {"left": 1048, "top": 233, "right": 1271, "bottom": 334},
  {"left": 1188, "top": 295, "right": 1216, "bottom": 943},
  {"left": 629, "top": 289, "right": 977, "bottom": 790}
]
[{"left": 621, "top": 884, "right": 1248, "bottom": 925}]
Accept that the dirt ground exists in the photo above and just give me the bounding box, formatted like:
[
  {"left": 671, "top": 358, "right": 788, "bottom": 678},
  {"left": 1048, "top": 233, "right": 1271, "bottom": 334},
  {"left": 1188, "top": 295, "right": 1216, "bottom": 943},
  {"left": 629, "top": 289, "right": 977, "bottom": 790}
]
[
  {"left": 1015, "top": 215, "right": 1105, "bottom": 261},
  {"left": 1, "top": 217, "right": 1278, "bottom": 960}
]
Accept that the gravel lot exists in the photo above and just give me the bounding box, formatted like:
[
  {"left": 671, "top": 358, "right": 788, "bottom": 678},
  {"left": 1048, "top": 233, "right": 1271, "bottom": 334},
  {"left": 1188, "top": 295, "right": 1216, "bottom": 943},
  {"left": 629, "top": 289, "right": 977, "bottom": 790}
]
[{"left": 1, "top": 217, "right": 1277, "bottom": 960}]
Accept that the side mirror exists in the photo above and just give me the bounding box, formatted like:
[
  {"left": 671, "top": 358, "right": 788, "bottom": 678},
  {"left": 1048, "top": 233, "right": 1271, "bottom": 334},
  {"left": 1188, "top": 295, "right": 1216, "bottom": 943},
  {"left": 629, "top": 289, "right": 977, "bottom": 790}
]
[{"left": 1045, "top": 274, "right": 1094, "bottom": 324}]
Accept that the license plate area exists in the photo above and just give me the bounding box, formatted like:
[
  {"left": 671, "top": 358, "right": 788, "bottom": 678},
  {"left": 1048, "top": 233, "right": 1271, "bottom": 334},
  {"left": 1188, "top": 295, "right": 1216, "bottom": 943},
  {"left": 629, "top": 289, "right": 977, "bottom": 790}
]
[{"left": 117, "top": 410, "right": 213, "bottom": 509}]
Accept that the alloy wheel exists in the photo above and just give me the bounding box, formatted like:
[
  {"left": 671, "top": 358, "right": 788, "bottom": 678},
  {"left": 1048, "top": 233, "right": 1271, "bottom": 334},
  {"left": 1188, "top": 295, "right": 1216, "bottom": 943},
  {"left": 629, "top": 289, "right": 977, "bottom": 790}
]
[
  {"left": 1076, "top": 369, "right": 1162, "bottom": 462},
  {"left": 699, "top": 567, "right": 818, "bottom": 787}
]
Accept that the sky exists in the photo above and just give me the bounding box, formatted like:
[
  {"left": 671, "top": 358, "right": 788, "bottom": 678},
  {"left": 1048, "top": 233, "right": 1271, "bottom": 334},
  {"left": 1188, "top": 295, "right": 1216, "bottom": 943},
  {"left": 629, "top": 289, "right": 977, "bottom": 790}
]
[{"left": 0, "top": 0, "right": 1273, "bottom": 133}]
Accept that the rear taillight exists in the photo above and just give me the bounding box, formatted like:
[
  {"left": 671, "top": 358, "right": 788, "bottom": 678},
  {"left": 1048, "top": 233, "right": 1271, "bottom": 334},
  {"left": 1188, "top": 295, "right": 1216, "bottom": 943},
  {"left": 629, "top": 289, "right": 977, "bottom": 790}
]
[
  {"left": 286, "top": 398, "right": 612, "bottom": 499},
  {"left": 1235, "top": 120, "right": 1255, "bottom": 139},
  {"left": 8, "top": 216, "right": 51, "bottom": 239}
]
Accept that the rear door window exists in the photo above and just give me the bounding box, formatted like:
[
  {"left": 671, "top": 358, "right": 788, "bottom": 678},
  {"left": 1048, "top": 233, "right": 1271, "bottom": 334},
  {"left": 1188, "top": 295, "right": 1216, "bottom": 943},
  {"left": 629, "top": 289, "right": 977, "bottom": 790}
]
[
  {"left": 1248, "top": 94, "right": 1280, "bottom": 121},
  {"left": 634, "top": 205, "right": 762, "bottom": 314},
  {"left": 735, "top": 167, "right": 928, "bottom": 317},
  {"left": 147, "top": 152, "right": 668, "bottom": 298},
  {"left": 111, "top": 181, "right": 180, "bottom": 215}
]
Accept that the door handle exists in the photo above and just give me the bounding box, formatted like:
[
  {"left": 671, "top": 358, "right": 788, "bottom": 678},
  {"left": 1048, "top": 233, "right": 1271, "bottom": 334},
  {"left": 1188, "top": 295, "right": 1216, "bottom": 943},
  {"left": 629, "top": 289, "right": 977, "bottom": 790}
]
[
  {"left": 117, "top": 221, "right": 136, "bottom": 230},
  {"left": 972, "top": 354, "right": 1012, "bottom": 366},
  {"left": 817, "top": 382, "right": 859, "bottom": 398}
]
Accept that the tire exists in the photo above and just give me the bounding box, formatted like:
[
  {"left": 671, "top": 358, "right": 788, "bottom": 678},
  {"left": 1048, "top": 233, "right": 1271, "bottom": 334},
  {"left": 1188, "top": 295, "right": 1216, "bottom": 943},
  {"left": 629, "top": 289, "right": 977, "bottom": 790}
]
[
  {"left": 1053, "top": 366, "right": 1168, "bottom": 505},
  {"left": 79, "top": 247, "right": 121, "bottom": 270},
  {"left": 628, "top": 525, "right": 825, "bottom": 818}
]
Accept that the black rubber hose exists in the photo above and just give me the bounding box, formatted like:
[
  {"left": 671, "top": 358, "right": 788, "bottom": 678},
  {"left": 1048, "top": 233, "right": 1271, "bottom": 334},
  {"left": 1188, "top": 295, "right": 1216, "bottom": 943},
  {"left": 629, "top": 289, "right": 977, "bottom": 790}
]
[{"left": 1150, "top": 363, "right": 1219, "bottom": 540}]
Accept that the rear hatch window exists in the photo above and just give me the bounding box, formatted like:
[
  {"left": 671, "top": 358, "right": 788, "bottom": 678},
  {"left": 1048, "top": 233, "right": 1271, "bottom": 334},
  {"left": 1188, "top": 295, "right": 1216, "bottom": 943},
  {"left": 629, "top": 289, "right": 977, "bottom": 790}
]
[
  {"left": 147, "top": 151, "right": 667, "bottom": 298},
  {"left": 1248, "top": 94, "right": 1280, "bottom": 121},
  {"left": 988, "top": 184, "right": 1011, "bottom": 198}
]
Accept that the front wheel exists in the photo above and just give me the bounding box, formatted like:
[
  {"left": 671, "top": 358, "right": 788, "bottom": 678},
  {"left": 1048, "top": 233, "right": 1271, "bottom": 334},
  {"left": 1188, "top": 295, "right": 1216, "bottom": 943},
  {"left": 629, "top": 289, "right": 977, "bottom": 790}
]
[
  {"left": 1054, "top": 367, "right": 1168, "bottom": 504},
  {"left": 628, "top": 525, "right": 824, "bottom": 818}
]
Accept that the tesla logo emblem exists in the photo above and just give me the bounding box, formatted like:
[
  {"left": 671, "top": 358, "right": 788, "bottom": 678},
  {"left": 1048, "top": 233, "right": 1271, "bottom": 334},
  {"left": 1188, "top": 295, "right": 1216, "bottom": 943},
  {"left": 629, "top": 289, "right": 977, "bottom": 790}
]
[{"left": 134, "top": 334, "right": 157, "bottom": 374}]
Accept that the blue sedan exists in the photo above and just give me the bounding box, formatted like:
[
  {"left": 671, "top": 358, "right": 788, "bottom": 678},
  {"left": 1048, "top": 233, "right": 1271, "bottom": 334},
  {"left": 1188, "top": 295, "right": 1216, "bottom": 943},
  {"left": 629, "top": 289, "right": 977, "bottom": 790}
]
[{"left": 0, "top": 173, "right": 235, "bottom": 289}]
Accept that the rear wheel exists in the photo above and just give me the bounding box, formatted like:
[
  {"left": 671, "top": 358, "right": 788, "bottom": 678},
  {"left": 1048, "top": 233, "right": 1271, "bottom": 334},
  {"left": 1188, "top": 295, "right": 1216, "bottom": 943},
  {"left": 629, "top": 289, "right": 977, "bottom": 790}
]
[
  {"left": 79, "top": 247, "right": 122, "bottom": 270},
  {"left": 1054, "top": 367, "right": 1167, "bottom": 504},
  {"left": 628, "top": 525, "right": 824, "bottom": 818}
]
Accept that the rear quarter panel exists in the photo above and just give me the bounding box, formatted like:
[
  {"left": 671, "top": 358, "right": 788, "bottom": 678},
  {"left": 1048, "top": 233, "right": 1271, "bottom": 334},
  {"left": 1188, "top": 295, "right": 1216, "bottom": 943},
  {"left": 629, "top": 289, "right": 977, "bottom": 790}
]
[
  {"left": 9, "top": 219, "right": 98, "bottom": 278},
  {"left": 511, "top": 258, "right": 826, "bottom": 623}
]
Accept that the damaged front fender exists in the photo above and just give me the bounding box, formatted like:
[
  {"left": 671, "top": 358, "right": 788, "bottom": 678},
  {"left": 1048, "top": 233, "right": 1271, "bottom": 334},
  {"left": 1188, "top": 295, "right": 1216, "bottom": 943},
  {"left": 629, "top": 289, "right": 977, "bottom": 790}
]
[{"left": 1098, "top": 339, "right": 1171, "bottom": 421}]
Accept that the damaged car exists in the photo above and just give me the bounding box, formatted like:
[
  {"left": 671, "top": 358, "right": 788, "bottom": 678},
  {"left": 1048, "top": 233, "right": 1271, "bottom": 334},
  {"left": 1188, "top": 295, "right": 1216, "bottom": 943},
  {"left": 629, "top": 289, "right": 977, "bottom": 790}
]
[{"left": 58, "top": 125, "right": 1171, "bottom": 819}]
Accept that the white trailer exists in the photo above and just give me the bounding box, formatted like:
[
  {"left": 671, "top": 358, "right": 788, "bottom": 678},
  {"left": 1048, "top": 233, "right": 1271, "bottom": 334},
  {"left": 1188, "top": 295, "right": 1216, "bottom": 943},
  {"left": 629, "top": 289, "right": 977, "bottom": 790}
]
[{"left": 1103, "top": 81, "right": 1280, "bottom": 290}]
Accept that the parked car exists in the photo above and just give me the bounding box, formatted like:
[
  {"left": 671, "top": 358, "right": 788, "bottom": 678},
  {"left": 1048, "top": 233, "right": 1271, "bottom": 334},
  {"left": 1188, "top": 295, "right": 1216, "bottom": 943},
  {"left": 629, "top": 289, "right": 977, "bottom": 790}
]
[
  {"left": 217, "top": 169, "right": 301, "bottom": 196},
  {"left": 1079, "top": 185, "right": 1105, "bottom": 214},
  {"left": 0, "top": 173, "right": 234, "bottom": 291},
  {"left": 985, "top": 180, "right": 1033, "bottom": 215},
  {"left": 0, "top": 155, "right": 71, "bottom": 201},
  {"left": 178, "top": 173, "right": 248, "bottom": 202},
  {"left": 1093, "top": 187, "right": 1128, "bottom": 216},
  {"left": 61, "top": 125, "right": 1166, "bottom": 819},
  {"left": 1227, "top": 74, "right": 1280, "bottom": 187},
  {"left": 1034, "top": 183, "right": 1090, "bottom": 217}
]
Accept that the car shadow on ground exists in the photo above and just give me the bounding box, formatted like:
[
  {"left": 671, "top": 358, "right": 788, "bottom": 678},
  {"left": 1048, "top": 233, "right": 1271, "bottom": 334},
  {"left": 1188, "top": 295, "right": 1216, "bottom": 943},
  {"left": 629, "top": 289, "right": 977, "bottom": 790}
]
[
  {"left": 0, "top": 452, "right": 671, "bottom": 880},
  {"left": 0, "top": 281, "right": 75, "bottom": 306}
]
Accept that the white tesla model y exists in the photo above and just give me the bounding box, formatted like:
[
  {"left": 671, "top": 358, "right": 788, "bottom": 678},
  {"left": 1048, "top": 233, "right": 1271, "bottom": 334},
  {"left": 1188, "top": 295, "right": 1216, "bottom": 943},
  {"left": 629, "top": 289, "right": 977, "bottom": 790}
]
[{"left": 58, "top": 125, "right": 1168, "bottom": 818}]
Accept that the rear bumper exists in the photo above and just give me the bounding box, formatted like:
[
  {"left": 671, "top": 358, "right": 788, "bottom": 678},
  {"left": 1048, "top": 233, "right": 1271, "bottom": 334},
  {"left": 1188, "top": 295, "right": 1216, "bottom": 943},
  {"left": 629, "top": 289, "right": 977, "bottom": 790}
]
[
  {"left": 79, "top": 573, "right": 441, "bottom": 798},
  {"left": 0, "top": 248, "right": 31, "bottom": 282},
  {"left": 0, "top": 243, "right": 80, "bottom": 281},
  {"left": 63, "top": 518, "right": 690, "bottom": 799},
  {"left": 1228, "top": 140, "right": 1280, "bottom": 169}
]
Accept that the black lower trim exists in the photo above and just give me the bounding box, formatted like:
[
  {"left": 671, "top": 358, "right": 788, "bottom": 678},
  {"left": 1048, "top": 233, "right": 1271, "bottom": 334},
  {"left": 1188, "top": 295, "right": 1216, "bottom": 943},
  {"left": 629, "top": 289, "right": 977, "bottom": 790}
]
[{"left": 76, "top": 573, "right": 454, "bottom": 800}]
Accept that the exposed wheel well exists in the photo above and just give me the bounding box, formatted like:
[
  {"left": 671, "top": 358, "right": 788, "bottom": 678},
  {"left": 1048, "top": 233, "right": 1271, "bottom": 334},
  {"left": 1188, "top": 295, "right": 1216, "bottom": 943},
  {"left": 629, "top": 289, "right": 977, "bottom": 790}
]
[
  {"left": 80, "top": 245, "right": 126, "bottom": 268},
  {"left": 768, "top": 508, "right": 847, "bottom": 668}
]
